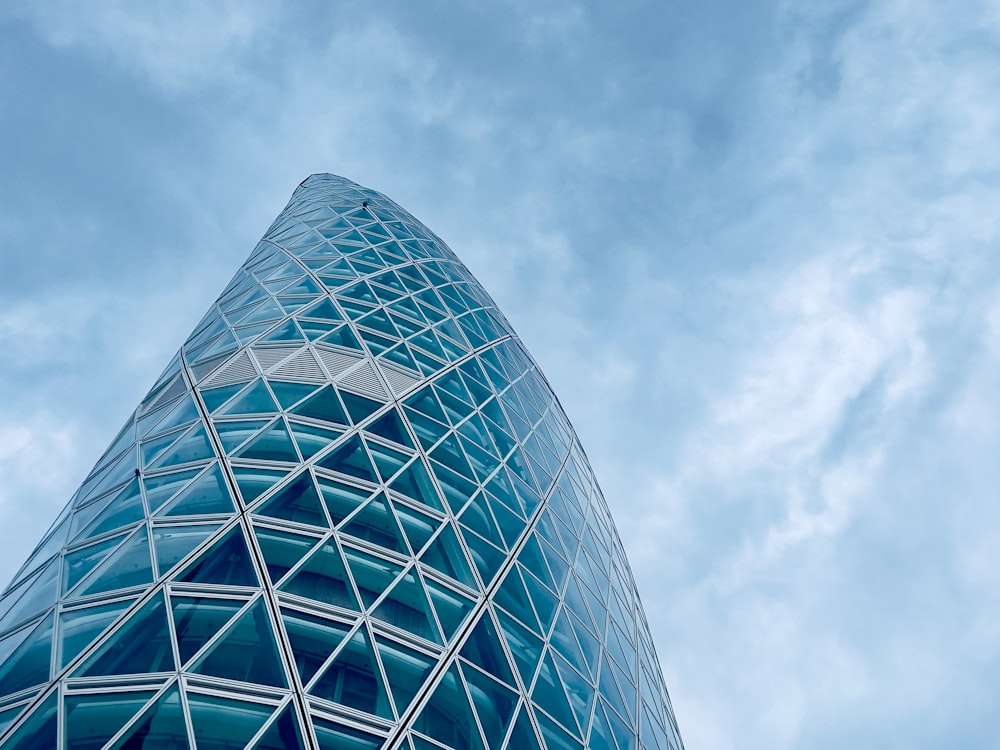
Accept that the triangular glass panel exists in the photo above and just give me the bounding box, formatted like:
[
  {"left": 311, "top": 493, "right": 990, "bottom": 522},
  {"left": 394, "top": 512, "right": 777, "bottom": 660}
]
[
  {"left": 191, "top": 599, "right": 287, "bottom": 687},
  {"left": 423, "top": 577, "right": 474, "bottom": 643},
  {"left": 340, "top": 391, "right": 383, "bottom": 424},
  {"left": 342, "top": 546, "right": 405, "bottom": 610},
  {"left": 281, "top": 608, "right": 354, "bottom": 685},
  {"left": 280, "top": 540, "right": 360, "bottom": 612},
  {"left": 78, "top": 478, "right": 144, "bottom": 542},
  {"left": 109, "top": 683, "right": 190, "bottom": 749},
  {"left": 62, "top": 533, "right": 128, "bottom": 594},
  {"left": 187, "top": 691, "right": 274, "bottom": 749},
  {"left": 317, "top": 435, "right": 377, "bottom": 483},
  {"left": 496, "top": 608, "right": 544, "bottom": 688},
  {"left": 523, "top": 569, "right": 560, "bottom": 639},
  {"left": 0, "top": 691, "right": 57, "bottom": 750},
  {"left": 77, "top": 592, "right": 175, "bottom": 677},
  {"left": 234, "top": 418, "right": 300, "bottom": 462},
  {"left": 170, "top": 594, "right": 246, "bottom": 665},
  {"left": 65, "top": 688, "right": 158, "bottom": 750},
  {"left": 552, "top": 651, "right": 596, "bottom": 736},
  {"left": 461, "top": 529, "right": 507, "bottom": 588},
  {"left": 288, "top": 420, "right": 343, "bottom": 460},
  {"left": 214, "top": 418, "right": 270, "bottom": 455},
  {"left": 459, "top": 613, "right": 516, "bottom": 688},
  {"left": 370, "top": 631, "right": 438, "bottom": 717},
  {"left": 419, "top": 524, "right": 477, "bottom": 590},
  {"left": 531, "top": 650, "right": 580, "bottom": 737},
  {"left": 587, "top": 702, "right": 617, "bottom": 750},
  {"left": 58, "top": 598, "right": 135, "bottom": 669},
  {"left": 249, "top": 703, "right": 307, "bottom": 750},
  {"left": 290, "top": 385, "right": 348, "bottom": 425},
  {"left": 318, "top": 324, "right": 363, "bottom": 351},
  {"left": 0, "top": 613, "right": 54, "bottom": 697},
  {"left": 270, "top": 380, "right": 319, "bottom": 411},
  {"left": 143, "top": 468, "right": 203, "bottom": 514},
  {"left": 391, "top": 501, "right": 441, "bottom": 556},
  {"left": 153, "top": 524, "right": 221, "bottom": 577},
  {"left": 366, "top": 439, "right": 411, "bottom": 484},
  {"left": 309, "top": 624, "right": 393, "bottom": 720},
  {"left": 256, "top": 472, "right": 328, "bottom": 529},
  {"left": 177, "top": 526, "right": 258, "bottom": 588},
  {"left": 258, "top": 319, "right": 306, "bottom": 344},
  {"left": 234, "top": 466, "right": 290, "bottom": 505},
  {"left": 216, "top": 379, "right": 279, "bottom": 416},
  {"left": 460, "top": 661, "right": 518, "bottom": 750},
  {"left": 143, "top": 395, "right": 200, "bottom": 441},
  {"left": 389, "top": 459, "right": 444, "bottom": 512},
  {"left": 253, "top": 525, "right": 320, "bottom": 584},
  {"left": 535, "top": 710, "right": 584, "bottom": 750},
  {"left": 75, "top": 525, "right": 153, "bottom": 598},
  {"left": 506, "top": 705, "right": 544, "bottom": 750},
  {"left": 299, "top": 297, "right": 342, "bottom": 322},
  {"left": 156, "top": 464, "right": 235, "bottom": 517},
  {"left": 371, "top": 569, "right": 441, "bottom": 644},
  {"left": 200, "top": 382, "right": 247, "bottom": 413},
  {"left": 494, "top": 567, "right": 540, "bottom": 633},
  {"left": 148, "top": 423, "right": 215, "bottom": 470},
  {"left": 413, "top": 663, "right": 485, "bottom": 750},
  {"left": 342, "top": 494, "right": 408, "bottom": 555},
  {"left": 311, "top": 714, "right": 386, "bottom": 750},
  {"left": 314, "top": 476, "right": 369, "bottom": 526}
]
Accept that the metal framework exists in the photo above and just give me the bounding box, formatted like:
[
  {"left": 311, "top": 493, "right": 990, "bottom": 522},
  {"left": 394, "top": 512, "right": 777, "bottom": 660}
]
[{"left": 0, "top": 174, "right": 684, "bottom": 750}]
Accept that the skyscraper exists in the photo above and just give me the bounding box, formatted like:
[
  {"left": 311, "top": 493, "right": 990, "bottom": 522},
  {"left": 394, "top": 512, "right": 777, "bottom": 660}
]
[{"left": 0, "top": 174, "right": 683, "bottom": 750}]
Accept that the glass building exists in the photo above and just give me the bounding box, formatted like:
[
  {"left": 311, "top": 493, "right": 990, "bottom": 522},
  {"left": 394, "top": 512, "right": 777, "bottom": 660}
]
[{"left": 0, "top": 175, "right": 684, "bottom": 750}]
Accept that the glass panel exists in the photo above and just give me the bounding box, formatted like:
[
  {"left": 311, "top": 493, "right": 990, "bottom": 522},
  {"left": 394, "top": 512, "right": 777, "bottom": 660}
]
[
  {"left": 459, "top": 613, "right": 516, "bottom": 688},
  {"left": 254, "top": 526, "right": 319, "bottom": 584},
  {"left": 461, "top": 662, "right": 518, "bottom": 750},
  {"left": 107, "top": 683, "right": 190, "bottom": 750},
  {"left": 311, "top": 714, "right": 385, "bottom": 750},
  {"left": 178, "top": 527, "right": 258, "bottom": 588},
  {"left": 270, "top": 380, "right": 320, "bottom": 411},
  {"left": 531, "top": 651, "right": 579, "bottom": 736},
  {"left": 170, "top": 595, "right": 246, "bottom": 665},
  {"left": 392, "top": 501, "right": 440, "bottom": 556},
  {"left": 340, "top": 392, "right": 383, "bottom": 424},
  {"left": 1, "top": 690, "right": 57, "bottom": 750},
  {"left": 371, "top": 631, "right": 437, "bottom": 717},
  {"left": 62, "top": 534, "right": 127, "bottom": 594},
  {"left": 234, "top": 467, "right": 290, "bottom": 505},
  {"left": 413, "top": 664, "right": 484, "bottom": 750},
  {"left": 420, "top": 524, "right": 477, "bottom": 590},
  {"left": 341, "top": 547, "right": 404, "bottom": 609},
  {"left": 257, "top": 472, "right": 328, "bottom": 529},
  {"left": 317, "top": 436, "right": 377, "bottom": 484},
  {"left": 496, "top": 609, "right": 543, "bottom": 688},
  {"left": 388, "top": 459, "right": 444, "bottom": 512},
  {"left": 75, "top": 526, "right": 154, "bottom": 598},
  {"left": 59, "top": 598, "right": 134, "bottom": 669},
  {"left": 365, "top": 409, "right": 414, "bottom": 449},
  {"left": 341, "top": 495, "right": 407, "bottom": 555},
  {"left": 216, "top": 380, "right": 279, "bottom": 416},
  {"left": 153, "top": 524, "right": 220, "bottom": 577},
  {"left": 65, "top": 689, "right": 156, "bottom": 750},
  {"left": 290, "top": 386, "right": 348, "bottom": 425},
  {"left": 78, "top": 593, "right": 175, "bottom": 677},
  {"left": 156, "top": 464, "right": 234, "bottom": 517},
  {"left": 371, "top": 570, "right": 440, "bottom": 644},
  {"left": 78, "top": 479, "right": 144, "bottom": 542},
  {"left": 191, "top": 599, "right": 287, "bottom": 688},
  {"left": 315, "top": 476, "right": 368, "bottom": 526},
  {"left": 249, "top": 703, "right": 306, "bottom": 750},
  {"left": 423, "top": 578, "right": 474, "bottom": 643},
  {"left": 187, "top": 692, "right": 273, "bottom": 750},
  {"left": 280, "top": 540, "right": 359, "bottom": 612},
  {"left": 309, "top": 626, "right": 392, "bottom": 719},
  {"left": 0, "top": 614, "right": 54, "bottom": 697},
  {"left": 148, "top": 423, "right": 215, "bottom": 470},
  {"left": 281, "top": 609, "right": 353, "bottom": 685},
  {"left": 234, "top": 419, "right": 299, "bottom": 462},
  {"left": 144, "top": 469, "right": 203, "bottom": 514},
  {"left": 288, "top": 421, "right": 343, "bottom": 460}
]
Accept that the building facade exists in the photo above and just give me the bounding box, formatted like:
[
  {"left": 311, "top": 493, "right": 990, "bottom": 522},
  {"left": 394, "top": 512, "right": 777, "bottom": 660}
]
[{"left": 0, "top": 175, "right": 684, "bottom": 750}]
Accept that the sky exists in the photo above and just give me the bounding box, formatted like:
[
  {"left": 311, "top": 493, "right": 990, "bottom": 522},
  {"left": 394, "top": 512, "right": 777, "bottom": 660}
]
[{"left": 1, "top": 1, "right": 999, "bottom": 748}]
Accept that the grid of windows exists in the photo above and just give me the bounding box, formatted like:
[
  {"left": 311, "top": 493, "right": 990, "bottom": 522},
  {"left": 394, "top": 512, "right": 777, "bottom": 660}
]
[{"left": 0, "top": 174, "right": 684, "bottom": 750}]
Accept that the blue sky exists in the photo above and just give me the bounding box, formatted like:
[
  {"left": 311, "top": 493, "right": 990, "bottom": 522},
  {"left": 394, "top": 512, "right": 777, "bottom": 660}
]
[{"left": 2, "top": 1, "right": 999, "bottom": 747}]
